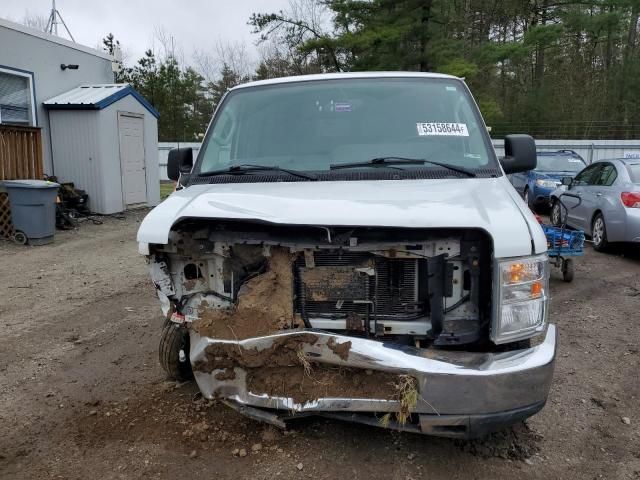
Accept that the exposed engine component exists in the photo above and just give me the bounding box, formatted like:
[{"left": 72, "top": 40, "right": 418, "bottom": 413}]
[{"left": 148, "top": 221, "right": 492, "bottom": 346}]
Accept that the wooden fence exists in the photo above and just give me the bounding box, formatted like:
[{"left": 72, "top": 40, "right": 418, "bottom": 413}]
[
  {"left": 0, "top": 125, "right": 44, "bottom": 181},
  {"left": 0, "top": 125, "right": 44, "bottom": 239}
]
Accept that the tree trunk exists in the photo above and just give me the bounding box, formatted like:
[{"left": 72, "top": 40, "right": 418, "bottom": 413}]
[
  {"left": 534, "top": 0, "right": 549, "bottom": 87},
  {"left": 419, "top": 0, "right": 434, "bottom": 71},
  {"left": 621, "top": 2, "right": 639, "bottom": 129}
]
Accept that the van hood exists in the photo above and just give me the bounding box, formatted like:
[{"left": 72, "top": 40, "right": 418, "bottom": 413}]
[{"left": 138, "top": 177, "right": 546, "bottom": 258}]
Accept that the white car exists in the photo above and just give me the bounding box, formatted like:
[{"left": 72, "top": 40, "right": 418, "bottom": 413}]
[{"left": 138, "top": 72, "right": 556, "bottom": 439}]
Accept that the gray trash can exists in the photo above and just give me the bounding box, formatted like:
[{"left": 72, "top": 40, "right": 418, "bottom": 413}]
[{"left": 3, "top": 180, "right": 60, "bottom": 245}]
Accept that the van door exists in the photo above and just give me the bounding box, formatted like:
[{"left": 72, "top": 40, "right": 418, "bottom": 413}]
[
  {"left": 565, "top": 164, "right": 602, "bottom": 229},
  {"left": 590, "top": 162, "right": 620, "bottom": 234}
]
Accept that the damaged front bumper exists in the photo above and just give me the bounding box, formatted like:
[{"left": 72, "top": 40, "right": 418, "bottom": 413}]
[{"left": 190, "top": 324, "right": 557, "bottom": 438}]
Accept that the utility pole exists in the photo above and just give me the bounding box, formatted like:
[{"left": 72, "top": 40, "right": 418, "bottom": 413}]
[{"left": 45, "top": 0, "right": 76, "bottom": 42}]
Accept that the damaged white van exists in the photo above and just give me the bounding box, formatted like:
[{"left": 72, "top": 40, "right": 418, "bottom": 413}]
[{"left": 137, "top": 72, "right": 556, "bottom": 438}]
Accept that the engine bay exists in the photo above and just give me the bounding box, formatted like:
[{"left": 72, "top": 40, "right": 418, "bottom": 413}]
[{"left": 149, "top": 220, "right": 493, "bottom": 347}]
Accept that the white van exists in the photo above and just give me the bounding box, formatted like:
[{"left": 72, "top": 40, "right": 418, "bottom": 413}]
[{"left": 138, "top": 72, "right": 555, "bottom": 438}]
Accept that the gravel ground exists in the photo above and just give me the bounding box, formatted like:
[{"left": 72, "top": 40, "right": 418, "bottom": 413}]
[{"left": 0, "top": 211, "right": 638, "bottom": 479}]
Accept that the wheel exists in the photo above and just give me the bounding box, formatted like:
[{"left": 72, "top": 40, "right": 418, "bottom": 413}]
[
  {"left": 591, "top": 213, "right": 608, "bottom": 252},
  {"left": 550, "top": 200, "right": 563, "bottom": 226},
  {"left": 13, "top": 231, "right": 28, "bottom": 245},
  {"left": 523, "top": 188, "right": 533, "bottom": 209},
  {"left": 562, "top": 258, "right": 574, "bottom": 282},
  {"left": 159, "top": 321, "right": 193, "bottom": 381}
]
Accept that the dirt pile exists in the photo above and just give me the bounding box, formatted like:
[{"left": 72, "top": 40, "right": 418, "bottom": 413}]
[
  {"left": 193, "top": 248, "right": 298, "bottom": 340},
  {"left": 326, "top": 337, "right": 351, "bottom": 361},
  {"left": 189, "top": 246, "right": 392, "bottom": 406},
  {"left": 246, "top": 365, "right": 400, "bottom": 405},
  {"left": 456, "top": 422, "right": 542, "bottom": 460},
  {"left": 191, "top": 330, "right": 399, "bottom": 406},
  {"left": 193, "top": 334, "right": 319, "bottom": 372}
]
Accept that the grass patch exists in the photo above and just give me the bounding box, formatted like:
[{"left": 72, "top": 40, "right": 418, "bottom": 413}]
[
  {"left": 160, "top": 182, "right": 175, "bottom": 200},
  {"left": 395, "top": 375, "right": 419, "bottom": 425},
  {"left": 297, "top": 348, "right": 312, "bottom": 377},
  {"left": 378, "top": 375, "right": 419, "bottom": 428}
]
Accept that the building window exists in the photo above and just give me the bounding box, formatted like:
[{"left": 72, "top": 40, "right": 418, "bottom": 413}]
[{"left": 0, "top": 68, "right": 36, "bottom": 126}]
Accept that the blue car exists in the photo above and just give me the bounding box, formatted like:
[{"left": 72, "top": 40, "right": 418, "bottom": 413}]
[{"left": 509, "top": 150, "right": 587, "bottom": 212}]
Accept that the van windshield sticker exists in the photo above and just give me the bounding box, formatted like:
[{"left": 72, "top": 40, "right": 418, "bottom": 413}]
[
  {"left": 417, "top": 122, "right": 469, "bottom": 136},
  {"left": 334, "top": 102, "right": 352, "bottom": 112}
]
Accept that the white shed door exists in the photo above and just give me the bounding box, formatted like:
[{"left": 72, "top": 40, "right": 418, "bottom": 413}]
[{"left": 118, "top": 113, "right": 147, "bottom": 205}]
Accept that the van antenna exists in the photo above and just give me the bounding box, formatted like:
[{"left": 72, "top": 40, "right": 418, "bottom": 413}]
[{"left": 45, "top": 0, "right": 76, "bottom": 42}]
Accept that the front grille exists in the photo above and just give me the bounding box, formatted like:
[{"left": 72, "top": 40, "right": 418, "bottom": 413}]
[{"left": 295, "top": 251, "right": 424, "bottom": 321}]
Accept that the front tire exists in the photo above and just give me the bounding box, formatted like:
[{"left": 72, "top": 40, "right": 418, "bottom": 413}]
[
  {"left": 562, "top": 258, "right": 574, "bottom": 282},
  {"left": 524, "top": 188, "right": 533, "bottom": 210},
  {"left": 550, "top": 200, "right": 563, "bottom": 226},
  {"left": 591, "top": 213, "right": 608, "bottom": 252},
  {"left": 159, "top": 321, "right": 193, "bottom": 381}
]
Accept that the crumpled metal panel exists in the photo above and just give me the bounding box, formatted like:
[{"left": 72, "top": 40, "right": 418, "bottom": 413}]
[{"left": 189, "top": 325, "right": 556, "bottom": 416}]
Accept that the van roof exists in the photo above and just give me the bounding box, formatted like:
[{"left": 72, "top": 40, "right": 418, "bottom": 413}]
[{"left": 231, "top": 72, "right": 461, "bottom": 91}]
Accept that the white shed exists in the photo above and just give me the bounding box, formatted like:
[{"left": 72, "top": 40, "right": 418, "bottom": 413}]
[{"left": 44, "top": 84, "right": 160, "bottom": 214}]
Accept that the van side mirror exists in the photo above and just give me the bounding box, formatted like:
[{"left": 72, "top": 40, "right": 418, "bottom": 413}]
[
  {"left": 561, "top": 176, "right": 573, "bottom": 186},
  {"left": 500, "top": 135, "right": 537, "bottom": 174},
  {"left": 167, "top": 148, "right": 193, "bottom": 181}
]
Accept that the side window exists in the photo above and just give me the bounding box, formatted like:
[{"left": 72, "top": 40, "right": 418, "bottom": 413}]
[
  {"left": 573, "top": 165, "right": 601, "bottom": 186},
  {"left": 595, "top": 164, "right": 617, "bottom": 186}
]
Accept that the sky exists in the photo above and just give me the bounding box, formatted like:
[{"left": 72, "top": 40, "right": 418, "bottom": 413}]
[{"left": 2, "top": 0, "right": 291, "bottom": 69}]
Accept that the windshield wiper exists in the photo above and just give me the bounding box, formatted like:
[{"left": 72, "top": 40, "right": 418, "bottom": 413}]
[
  {"left": 329, "top": 156, "right": 477, "bottom": 177},
  {"left": 199, "top": 164, "right": 318, "bottom": 180}
]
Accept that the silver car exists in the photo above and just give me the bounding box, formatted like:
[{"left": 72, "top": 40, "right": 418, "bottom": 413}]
[{"left": 549, "top": 158, "right": 640, "bottom": 251}]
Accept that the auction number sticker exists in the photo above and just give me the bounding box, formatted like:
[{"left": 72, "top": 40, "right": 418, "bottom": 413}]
[{"left": 417, "top": 122, "right": 469, "bottom": 136}]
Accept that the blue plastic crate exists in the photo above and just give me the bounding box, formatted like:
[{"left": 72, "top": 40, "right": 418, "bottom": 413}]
[{"left": 542, "top": 225, "right": 584, "bottom": 256}]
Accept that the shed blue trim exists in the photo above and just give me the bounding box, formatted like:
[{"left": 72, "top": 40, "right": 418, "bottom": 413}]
[
  {"left": 45, "top": 85, "right": 160, "bottom": 118},
  {"left": 94, "top": 86, "right": 160, "bottom": 118}
]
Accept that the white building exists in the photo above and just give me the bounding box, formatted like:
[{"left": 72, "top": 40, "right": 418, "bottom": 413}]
[{"left": 0, "top": 17, "right": 160, "bottom": 213}]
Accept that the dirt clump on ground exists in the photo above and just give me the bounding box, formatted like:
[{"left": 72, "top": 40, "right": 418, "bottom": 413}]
[
  {"left": 192, "top": 248, "right": 298, "bottom": 340},
  {"left": 456, "top": 422, "right": 542, "bottom": 460},
  {"left": 246, "top": 365, "right": 400, "bottom": 405}
]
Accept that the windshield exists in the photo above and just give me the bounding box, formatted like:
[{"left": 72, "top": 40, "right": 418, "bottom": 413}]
[
  {"left": 196, "top": 78, "right": 495, "bottom": 175},
  {"left": 535, "top": 154, "right": 585, "bottom": 173}
]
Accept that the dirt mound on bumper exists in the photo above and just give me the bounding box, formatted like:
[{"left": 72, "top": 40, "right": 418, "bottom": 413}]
[{"left": 193, "top": 247, "right": 298, "bottom": 340}]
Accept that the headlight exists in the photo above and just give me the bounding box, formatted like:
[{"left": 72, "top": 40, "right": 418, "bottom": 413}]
[
  {"left": 492, "top": 254, "right": 549, "bottom": 344},
  {"left": 535, "top": 179, "right": 559, "bottom": 188}
]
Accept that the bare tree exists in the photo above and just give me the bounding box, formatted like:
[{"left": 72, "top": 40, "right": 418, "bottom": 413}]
[
  {"left": 250, "top": 0, "right": 340, "bottom": 71},
  {"left": 256, "top": 36, "right": 308, "bottom": 77},
  {"left": 214, "top": 40, "right": 253, "bottom": 80},
  {"left": 154, "top": 26, "right": 185, "bottom": 65},
  {"left": 192, "top": 40, "right": 254, "bottom": 83},
  {"left": 22, "top": 11, "right": 49, "bottom": 32},
  {"left": 192, "top": 48, "right": 219, "bottom": 83}
]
